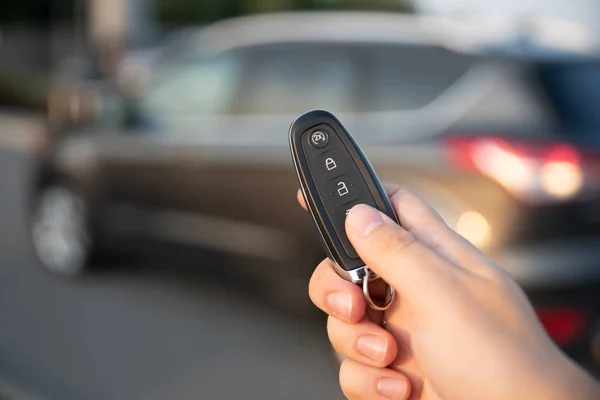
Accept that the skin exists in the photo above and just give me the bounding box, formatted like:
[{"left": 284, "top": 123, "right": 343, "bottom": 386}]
[{"left": 297, "top": 185, "right": 600, "bottom": 400}]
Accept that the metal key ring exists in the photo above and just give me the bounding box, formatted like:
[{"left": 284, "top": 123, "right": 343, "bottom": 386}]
[{"left": 362, "top": 266, "right": 395, "bottom": 311}]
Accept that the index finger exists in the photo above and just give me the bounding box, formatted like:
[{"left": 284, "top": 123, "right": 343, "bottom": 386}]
[{"left": 296, "top": 183, "right": 401, "bottom": 211}]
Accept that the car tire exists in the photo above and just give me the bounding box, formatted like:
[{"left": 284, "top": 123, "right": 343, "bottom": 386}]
[{"left": 29, "top": 183, "right": 92, "bottom": 277}]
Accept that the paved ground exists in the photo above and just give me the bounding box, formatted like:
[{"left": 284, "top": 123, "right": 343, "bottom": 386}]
[{"left": 0, "top": 149, "right": 343, "bottom": 399}]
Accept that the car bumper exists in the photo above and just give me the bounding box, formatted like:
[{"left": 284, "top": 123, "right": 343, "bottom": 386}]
[
  {"left": 500, "top": 238, "right": 600, "bottom": 375},
  {"left": 495, "top": 235, "right": 600, "bottom": 289}
]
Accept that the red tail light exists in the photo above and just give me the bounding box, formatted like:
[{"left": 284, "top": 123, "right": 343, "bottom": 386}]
[
  {"left": 535, "top": 307, "right": 589, "bottom": 346},
  {"left": 445, "top": 135, "right": 600, "bottom": 205}
]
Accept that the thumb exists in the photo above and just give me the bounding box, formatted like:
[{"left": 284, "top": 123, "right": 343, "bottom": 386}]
[{"left": 345, "top": 204, "right": 452, "bottom": 296}]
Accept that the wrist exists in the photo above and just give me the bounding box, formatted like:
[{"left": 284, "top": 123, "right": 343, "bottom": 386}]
[
  {"left": 561, "top": 359, "right": 600, "bottom": 400},
  {"left": 543, "top": 351, "right": 600, "bottom": 400}
]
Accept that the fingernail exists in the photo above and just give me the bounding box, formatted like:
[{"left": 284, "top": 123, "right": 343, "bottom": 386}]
[
  {"left": 326, "top": 292, "right": 352, "bottom": 320},
  {"left": 347, "top": 204, "right": 384, "bottom": 236},
  {"left": 377, "top": 378, "right": 407, "bottom": 399},
  {"left": 357, "top": 335, "right": 387, "bottom": 362}
]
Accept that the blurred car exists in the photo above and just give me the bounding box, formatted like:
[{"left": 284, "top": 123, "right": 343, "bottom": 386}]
[{"left": 30, "top": 12, "right": 600, "bottom": 370}]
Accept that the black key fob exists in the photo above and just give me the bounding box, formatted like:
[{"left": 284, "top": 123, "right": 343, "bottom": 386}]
[{"left": 289, "top": 110, "right": 399, "bottom": 286}]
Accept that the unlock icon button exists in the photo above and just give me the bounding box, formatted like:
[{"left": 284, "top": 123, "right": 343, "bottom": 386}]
[
  {"left": 337, "top": 182, "right": 349, "bottom": 196},
  {"left": 326, "top": 177, "right": 362, "bottom": 206}
]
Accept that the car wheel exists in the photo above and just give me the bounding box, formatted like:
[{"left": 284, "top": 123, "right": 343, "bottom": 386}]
[{"left": 30, "top": 184, "right": 91, "bottom": 276}]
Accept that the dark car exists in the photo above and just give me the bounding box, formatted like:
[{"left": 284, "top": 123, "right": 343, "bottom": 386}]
[{"left": 30, "top": 13, "right": 600, "bottom": 371}]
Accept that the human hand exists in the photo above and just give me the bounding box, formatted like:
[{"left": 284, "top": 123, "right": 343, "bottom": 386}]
[{"left": 298, "top": 185, "right": 600, "bottom": 400}]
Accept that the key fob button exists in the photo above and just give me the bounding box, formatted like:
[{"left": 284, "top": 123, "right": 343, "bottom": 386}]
[
  {"left": 341, "top": 201, "right": 363, "bottom": 218},
  {"left": 323, "top": 178, "right": 365, "bottom": 207},
  {"left": 316, "top": 150, "right": 348, "bottom": 181},
  {"left": 309, "top": 129, "right": 329, "bottom": 149}
]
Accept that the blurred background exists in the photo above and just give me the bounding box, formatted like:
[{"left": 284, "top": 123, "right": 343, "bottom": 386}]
[{"left": 1, "top": 0, "right": 600, "bottom": 398}]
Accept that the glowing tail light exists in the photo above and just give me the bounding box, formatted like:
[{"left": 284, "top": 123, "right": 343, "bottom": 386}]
[
  {"left": 535, "top": 307, "right": 589, "bottom": 346},
  {"left": 445, "top": 136, "right": 600, "bottom": 205}
]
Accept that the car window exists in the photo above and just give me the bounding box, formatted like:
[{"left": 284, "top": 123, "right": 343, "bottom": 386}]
[
  {"left": 142, "top": 52, "right": 241, "bottom": 116},
  {"left": 448, "top": 59, "right": 560, "bottom": 136},
  {"left": 238, "top": 45, "right": 358, "bottom": 114},
  {"left": 537, "top": 61, "right": 600, "bottom": 147},
  {"left": 236, "top": 43, "right": 475, "bottom": 115},
  {"left": 360, "top": 46, "right": 477, "bottom": 111}
]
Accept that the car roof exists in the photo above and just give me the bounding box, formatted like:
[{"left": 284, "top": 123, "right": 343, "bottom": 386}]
[
  {"left": 164, "top": 11, "right": 600, "bottom": 61},
  {"left": 183, "top": 12, "right": 446, "bottom": 55}
]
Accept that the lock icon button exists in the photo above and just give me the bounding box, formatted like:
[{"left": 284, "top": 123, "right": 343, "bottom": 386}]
[
  {"left": 325, "top": 158, "right": 337, "bottom": 171},
  {"left": 318, "top": 150, "right": 347, "bottom": 178},
  {"left": 337, "top": 182, "right": 349, "bottom": 196}
]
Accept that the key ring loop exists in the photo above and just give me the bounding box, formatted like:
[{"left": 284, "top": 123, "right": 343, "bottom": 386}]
[{"left": 362, "top": 266, "right": 395, "bottom": 311}]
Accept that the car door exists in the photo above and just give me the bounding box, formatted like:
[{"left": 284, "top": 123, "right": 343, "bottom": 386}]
[
  {"left": 100, "top": 42, "right": 361, "bottom": 264},
  {"left": 93, "top": 49, "right": 246, "bottom": 239}
]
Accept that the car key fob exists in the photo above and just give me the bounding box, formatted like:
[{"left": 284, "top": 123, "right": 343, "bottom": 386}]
[{"left": 289, "top": 110, "right": 397, "bottom": 310}]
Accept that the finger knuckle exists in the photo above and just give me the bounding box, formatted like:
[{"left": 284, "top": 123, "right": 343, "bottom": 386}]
[
  {"left": 481, "top": 262, "right": 515, "bottom": 288},
  {"left": 375, "top": 227, "right": 417, "bottom": 255},
  {"left": 393, "top": 189, "right": 414, "bottom": 210},
  {"left": 395, "top": 189, "right": 449, "bottom": 228}
]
